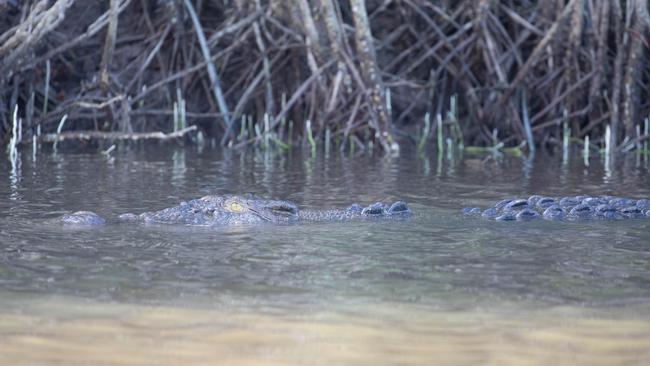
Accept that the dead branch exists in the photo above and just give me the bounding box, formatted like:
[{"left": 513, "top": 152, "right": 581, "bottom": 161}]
[
  {"left": 0, "top": 0, "right": 75, "bottom": 75},
  {"left": 38, "top": 125, "right": 197, "bottom": 143}
]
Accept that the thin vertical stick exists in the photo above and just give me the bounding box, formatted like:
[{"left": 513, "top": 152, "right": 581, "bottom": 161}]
[
  {"left": 174, "top": 88, "right": 186, "bottom": 131},
  {"left": 386, "top": 87, "right": 392, "bottom": 119},
  {"left": 635, "top": 123, "right": 641, "bottom": 167},
  {"left": 264, "top": 113, "right": 270, "bottom": 149},
  {"left": 32, "top": 136, "right": 37, "bottom": 161},
  {"left": 437, "top": 113, "right": 443, "bottom": 156},
  {"left": 418, "top": 112, "right": 431, "bottom": 152},
  {"left": 562, "top": 111, "right": 570, "bottom": 163},
  {"left": 8, "top": 106, "right": 20, "bottom": 178},
  {"left": 583, "top": 135, "right": 589, "bottom": 167},
  {"left": 27, "top": 91, "right": 34, "bottom": 130},
  {"left": 279, "top": 92, "right": 287, "bottom": 140},
  {"left": 306, "top": 119, "right": 316, "bottom": 157},
  {"left": 448, "top": 95, "right": 457, "bottom": 122},
  {"left": 288, "top": 120, "right": 294, "bottom": 145},
  {"left": 17, "top": 107, "right": 22, "bottom": 144},
  {"left": 521, "top": 90, "right": 535, "bottom": 154},
  {"left": 325, "top": 128, "right": 331, "bottom": 157},
  {"left": 254, "top": 123, "right": 262, "bottom": 145},
  {"left": 239, "top": 115, "right": 246, "bottom": 141},
  {"left": 53, "top": 114, "right": 68, "bottom": 153},
  {"left": 43, "top": 59, "right": 50, "bottom": 116},
  {"left": 448, "top": 95, "right": 463, "bottom": 150},
  {"left": 643, "top": 116, "right": 650, "bottom": 162},
  {"left": 8, "top": 105, "right": 19, "bottom": 162},
  {"left": 173, "top": 102, "right": 179, "bottom": 132},
  {"left": 40, "top": 59, "right": 50, "bottom": 137},
  {"left": 605, "top": 124, "right": 611, "bottom": 167},
  {"left": 643, "top": 117, "right": 650, "bottom": 156},
  {"left": 183, "top": 0, "right": 232, "bottom": 144}
]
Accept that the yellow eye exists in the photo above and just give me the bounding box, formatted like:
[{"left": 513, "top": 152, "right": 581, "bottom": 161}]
[{"left": 229, "top": 202, "right": 244, "bottom": 212}]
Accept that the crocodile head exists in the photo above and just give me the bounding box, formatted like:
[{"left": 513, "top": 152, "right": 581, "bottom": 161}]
[{"left": 138, "top": 194, "right": 300, "bottom": 225}]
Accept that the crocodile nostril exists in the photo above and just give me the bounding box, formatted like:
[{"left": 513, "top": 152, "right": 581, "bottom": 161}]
[
  {"left": 362, "top": 203, "right": 387, "bottom": 216},
  {"left": 388, "top": 201, "right": 411, "bottom": 215}
]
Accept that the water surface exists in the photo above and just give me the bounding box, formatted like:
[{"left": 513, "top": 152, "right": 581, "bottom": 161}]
[{"left": 1, "top": 147, "right": 649, "bottom": 365}]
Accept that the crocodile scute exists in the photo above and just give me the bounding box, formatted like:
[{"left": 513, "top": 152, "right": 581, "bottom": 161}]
[{"left": 463, "top": 195, "right": 650, "bottom": 222}]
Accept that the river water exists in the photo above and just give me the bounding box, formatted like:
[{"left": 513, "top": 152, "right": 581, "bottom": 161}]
[{"left": 1, "top": 146, "right": 649, "bottom": 365}]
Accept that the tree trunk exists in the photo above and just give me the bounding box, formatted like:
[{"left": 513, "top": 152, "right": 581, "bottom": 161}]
[
  {"left": 350, "top": 0, "right": 395, "bottom": 151},
  {"left": 622, "top": 0, "right": 649, "bottom": 140},
  {"left": 294, "top": 0, "right": 324, "bottom": 69},
  {"left": 610, "top": 0, "right": 624, "bottom": 149}
]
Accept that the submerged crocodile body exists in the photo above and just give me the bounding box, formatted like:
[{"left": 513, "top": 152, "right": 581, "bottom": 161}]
[
  {"left": 59, "top": 194, "right": 412, "bottom": 226},
  {"left": 463, "top": 195, "right": 650, "bottom": 221}
]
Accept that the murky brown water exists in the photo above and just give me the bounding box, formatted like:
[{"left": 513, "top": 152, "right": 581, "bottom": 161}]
[
  {"left": 1, "top": 146, "right": 649, "bottom": 365},
  {"left": 1, "top": 296, "right": 649, "bottom": 366}
]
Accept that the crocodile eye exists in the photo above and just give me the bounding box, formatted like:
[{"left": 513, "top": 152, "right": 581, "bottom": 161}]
[{"left": 229, "top": 202, "right": 244, "bottom": 212}]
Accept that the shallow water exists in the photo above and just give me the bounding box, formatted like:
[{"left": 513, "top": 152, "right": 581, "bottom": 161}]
[{"left": 1, "top": 146, "right": 650, "bottom": 365}]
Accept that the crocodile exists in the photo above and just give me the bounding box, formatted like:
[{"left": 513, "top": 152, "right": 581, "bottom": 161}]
[
  {"left": 59, "top": 194, "right": 412, "bottom": 226},
  {"left": 462, "top": 195, "right": 650, "bottom": 221}
]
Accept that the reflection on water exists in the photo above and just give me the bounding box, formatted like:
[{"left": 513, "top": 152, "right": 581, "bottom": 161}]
[{"left": 0, "top": 146, "right": 649, "bottom": 364}]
